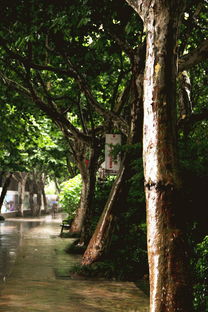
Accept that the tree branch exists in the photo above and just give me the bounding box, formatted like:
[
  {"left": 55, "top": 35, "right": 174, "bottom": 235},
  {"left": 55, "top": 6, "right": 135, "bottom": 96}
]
[
  {"left": 76, "top": 93, "right": 88, "bottom": 134},
  {"left": 179, "top": 39, "right": 208, "bottom": 72},
  {"left": 178, "top": 71, "right": 192, "bottom": 119},
  {"left": 125, "top": 0, "right": 144, "bottom": 16},
  {"left": 125, "top": 0, "right": 151, "bottom": 20},
  {"left": 0, "top": 38, "right": 128, "bottom": 134},
  {"left": 0, "top": 37, "right": 75, "bottom": 77},
  {"left": 34, "top": 71, "right": 58, "bottom": 112},
  {"left": 65, "top": 57, "right": 128, "bottom": 134},
  {"left": 26, "top": 80, "right": 93, "bottom": 145},
  {"left": 178, "top": 109, "right": 208, "bottom": 131},
  {"left": 0, "top": 71, "right": 31, "bottom": 97},
  {"left": 0, "top": 71, "right": 93, "bottom": 146}
]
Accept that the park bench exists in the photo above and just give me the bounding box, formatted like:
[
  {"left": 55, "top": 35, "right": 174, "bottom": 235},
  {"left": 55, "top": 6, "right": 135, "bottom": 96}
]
[{"left": 60, "top": 219, "right": 73, "bottom": 237}]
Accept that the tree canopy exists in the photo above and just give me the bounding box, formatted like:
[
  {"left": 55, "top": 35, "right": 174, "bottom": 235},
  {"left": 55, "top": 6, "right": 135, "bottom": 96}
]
[{"left": 0, "top": 1, "right": 208, "bottom": 311}]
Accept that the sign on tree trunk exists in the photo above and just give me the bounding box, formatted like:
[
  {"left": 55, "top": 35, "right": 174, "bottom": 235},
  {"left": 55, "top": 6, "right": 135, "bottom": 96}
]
[{"left": 105, "top": 134, "right": 121, "bottom": 175}]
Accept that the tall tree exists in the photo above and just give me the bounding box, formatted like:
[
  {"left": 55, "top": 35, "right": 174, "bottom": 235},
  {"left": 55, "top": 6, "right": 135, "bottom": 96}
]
[
  {"left": 81, "top": 0, "right": 208, "bottom": 266},
  {"left": 82, "top": 42, "right": 145, "bottom": 263},
  {"left": 0, "top": 1, "right": 207, "bottom": 289},
  {"left": 0, "top": 0, "right": 131, "bottom": 240},
  {"left": 126, "top": 0, "right": 193, "bottom": 311},
  {"left": 0, "top": 96, "right": 69, "bottom": 215},
  {"left": 13, "top": 172, "right": 29, "bottom": 217}
]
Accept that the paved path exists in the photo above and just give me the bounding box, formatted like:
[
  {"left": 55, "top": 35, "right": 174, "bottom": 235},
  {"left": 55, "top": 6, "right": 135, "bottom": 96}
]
[{"left": 0, "top": 215, "right": 149, "bottom": 312}]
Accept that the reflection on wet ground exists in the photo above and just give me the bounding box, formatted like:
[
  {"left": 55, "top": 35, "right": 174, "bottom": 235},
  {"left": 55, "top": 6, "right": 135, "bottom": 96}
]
[
  {"left": 0, "top": 215, "right": 149, "bottom": 312},
  {"left": 0, "top": 219, "right": 40, "bottom": 284}
]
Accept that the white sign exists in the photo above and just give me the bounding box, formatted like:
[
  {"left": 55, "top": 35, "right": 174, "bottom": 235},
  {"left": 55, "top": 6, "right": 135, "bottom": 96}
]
[{"left": 105, "top": 134, "right": 121, "bottom": 173}]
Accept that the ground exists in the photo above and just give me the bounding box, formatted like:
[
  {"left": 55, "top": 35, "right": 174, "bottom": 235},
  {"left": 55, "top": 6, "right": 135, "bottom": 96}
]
[{"left": 0, "top": 214, "right": 149, "bottom": 312}]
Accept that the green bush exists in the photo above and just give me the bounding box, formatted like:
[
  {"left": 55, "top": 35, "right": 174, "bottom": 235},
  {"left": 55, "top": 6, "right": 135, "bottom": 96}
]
[
  {"left": 70, "top": 261, "right": 118, "bottom": 279},
  {"left": 59, "top": 174, "right": 82, "bottom": 219},
  {"left": 193, "top": 235, "right": 208, "bottom": 311}
]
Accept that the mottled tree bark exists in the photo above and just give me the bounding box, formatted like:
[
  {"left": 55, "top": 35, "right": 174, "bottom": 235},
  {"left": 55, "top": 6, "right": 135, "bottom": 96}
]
[
  {"left": 126, "top": 0, "right": 193, "bottom": 311},
  {"left": 28, "top": 177, "right": 36, "bottom": 216},
  {"left": 15, "top": 172, "right": 28, "bottom": 217},
  {"left": 41, "top": 182, "right": 48, "bottom": 214},
  {"left": 70, "top": 170, "right": 90, "bottom": 234},
  {"left": 81, "top": 159, "right": 132, "bottom": 264},
  {"left": 36, "top": 180, "right": 42, "bottom": 216},
  {"left": 178, "top": 71, "right": 192, "bottom": 120},
  {"left": 0, "top": 172, "right": 13, "bottom": 212},
  {"left": 70, "top": 145, "right": 99, "bottom": 242},
  {"left": 79, "top": 147, "right": 100, "bottom": 245},
  {"left": 38, "top": 173, "right": 47, "bottom": 214}
]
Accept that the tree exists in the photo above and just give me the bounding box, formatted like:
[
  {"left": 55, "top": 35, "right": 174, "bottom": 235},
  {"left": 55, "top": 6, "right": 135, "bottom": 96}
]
[
  {"left": 0, "top": 102, "right": 31, "bottom": 214},
  {"left": 80, "top": 0, "right": 208, "bottom": 267},
  {"left": 13, "top": 172, "right": 29, "bottom": 217},
  {"left": 124, "top": 0, "right": 208, "bottom": 311},
  {"left": 0, "top": 172, "right": 13, "bottom": 213},
  {"left": 0, "top": 95, "right": 69, "bottom": 215},
  {"left": 0, "top": 3, "right": 208, "bottom": 303},
  {"left": 82, "top": 42, "right": 145, "bottom": 264},
  {"left": 0, "top": 0, "right": 131, "bottom": 241}
]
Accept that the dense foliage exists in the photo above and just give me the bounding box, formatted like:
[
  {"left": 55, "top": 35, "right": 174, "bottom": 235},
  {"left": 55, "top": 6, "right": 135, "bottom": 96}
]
[
  {"left": 193, "top": 236, "right": 208, "bottom": 312},
  {"left": 0, "top": 1, "right": 207, "bottom": 310},
  {"left": 59, "top": 174, "right": 82, "bottom": 219}
]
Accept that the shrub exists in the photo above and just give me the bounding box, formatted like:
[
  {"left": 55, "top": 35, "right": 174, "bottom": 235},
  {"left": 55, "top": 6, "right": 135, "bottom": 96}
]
[
  {"left": 70, "top": 261, "right": 117, "bottom": 279},
  {"left": 59, "top": 174, "right": 82, "bottom": 219},
  {"left": 193, "top": 235, "right": 208, "bottom": 311},
  {"left": 75, "top": 158, "right": 148, "bottom": 281}
]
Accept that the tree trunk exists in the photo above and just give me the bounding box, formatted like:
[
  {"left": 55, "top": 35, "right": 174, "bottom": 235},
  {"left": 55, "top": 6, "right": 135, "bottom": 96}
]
[
  {"left": 79, "top": 147, "right": 100, "bottom": 245},
  {"left": 36, "top": 193, "right": 42, "bottom": 216},
  {"left": 36, "top": 180, "right": 42, "bottom": 216},
  {"left": 31, "top": 171, "right": 44, "bottom": 216},
  {"left": 128, "top": 1, "right": 192, "bottom": 311},
  {"left": 66, "top": 154, "right": 77, "bottom": 178},
  {"left": 82, "top": 51, "right": 144, "bottom": 264},
  {"left": 70, "top": 175, "right": 89, "bottom": 233},
  {"left": 28, "top": 177, "right": 36, "bottom": 216},
  {"left": 16, "top": 173, "right": 28, "bottom": 217},
  {"left": 54, "top": 176, "right": 61, "bottom": 194},
  {"left": 82, "top": 158, "right": 133, "bottom": 264},
  {"left": 42, "top": 183, "right": 48, "bottom": 214},
  {"left": 70, "top": 146, "right": 99, "bottom": 243},
  {"left": 39, "top": 173, "right": 47, "bottom": 214},
  {"left": 0, "top": 172, "right": 13, "bottom": 212},
  {"left": 17, "top": 180, "right": 25, "bottom": 217}
]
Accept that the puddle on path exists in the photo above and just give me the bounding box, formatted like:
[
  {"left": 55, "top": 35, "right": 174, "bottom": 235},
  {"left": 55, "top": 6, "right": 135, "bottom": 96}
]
[{"left": 0, "top": 215, "right": 149, "bottom": 312}]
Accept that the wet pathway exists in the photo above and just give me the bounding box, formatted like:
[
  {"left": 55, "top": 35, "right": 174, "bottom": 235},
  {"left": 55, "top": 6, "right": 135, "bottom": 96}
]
[{"left": 0, "top": 215, "right": 149, "bottom": 312}]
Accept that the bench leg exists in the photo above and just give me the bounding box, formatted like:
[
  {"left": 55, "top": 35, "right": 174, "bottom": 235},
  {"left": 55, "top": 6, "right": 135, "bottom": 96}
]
[
  {"left": 60, "top": 225, "right": 71, "bottom": 237},
  {"left": 60, "top": 226, "right": 64, "bottom": 237}
]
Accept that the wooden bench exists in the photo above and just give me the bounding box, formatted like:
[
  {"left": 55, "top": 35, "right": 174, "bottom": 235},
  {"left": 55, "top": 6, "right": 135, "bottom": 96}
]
[{"left": 60, "top": 219, "right": 73, "bottom": 237}]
